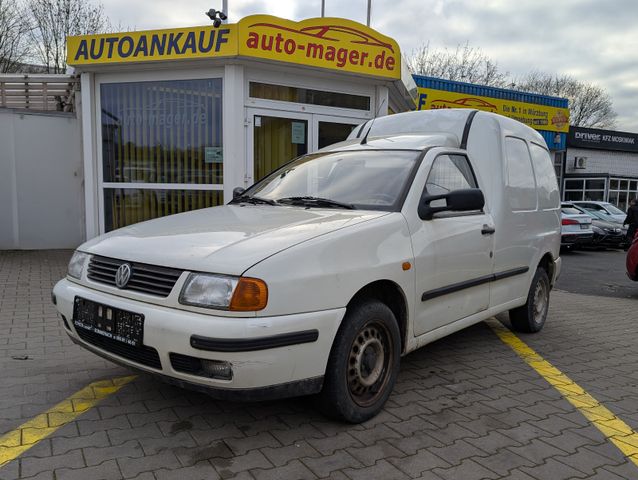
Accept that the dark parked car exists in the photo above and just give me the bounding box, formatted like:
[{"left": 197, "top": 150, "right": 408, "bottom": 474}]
[{"left": 571, "top": 204, "right": 627, "bottom": 249}]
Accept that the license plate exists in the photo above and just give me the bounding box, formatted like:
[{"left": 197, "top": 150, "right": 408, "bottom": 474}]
[
  {"left": 580, "top": 224, "right": 589, "bottom": 229},
  {"left": 73, "top": 297, "right": 144, "bottom": 347}
]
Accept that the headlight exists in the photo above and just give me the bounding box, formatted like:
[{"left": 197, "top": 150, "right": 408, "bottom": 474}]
[
  {"left": 179, "top": 273, "right": 268, "bottom": 311},
  {"left": 67, "top": 251, "right": 89, "bottom": 279}
]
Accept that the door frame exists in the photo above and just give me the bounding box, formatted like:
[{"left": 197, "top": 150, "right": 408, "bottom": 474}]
[{"left": 245, "top": 109, "right": 366, "bottom": 187}]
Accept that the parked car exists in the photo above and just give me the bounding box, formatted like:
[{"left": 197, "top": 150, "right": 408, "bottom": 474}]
[
  {"left": 571, "top": 201, "right": 627, "bottom": 223},
  {"left": 626, "top": 233, "right": 638, "bottom": 280},
  {"left": 570, "top": 204, "right": 627, "bottom": 249},
  {"left": 53, "top": 109, "right": 561, "bottom": 423},
  {"left": 560, "top": 204, "right": 593, "bottom": 249}
]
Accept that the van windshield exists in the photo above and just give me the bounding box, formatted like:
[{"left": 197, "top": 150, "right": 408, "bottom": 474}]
[{"left": 242, "top": 150, "right": 421, "bottom": 211}]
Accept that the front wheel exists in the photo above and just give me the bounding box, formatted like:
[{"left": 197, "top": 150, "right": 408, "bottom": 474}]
[
  {"left": 318, "top": 300, "right": 401, "bottom": 423},
  {"left": 509, "top": 267, "right": 550, "bottom": 333}
]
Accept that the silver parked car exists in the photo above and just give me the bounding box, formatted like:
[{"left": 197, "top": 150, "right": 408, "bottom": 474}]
[
  {"left": 571, "top": 201, "right": 627, "bottom": 223},
  {"left": 560, "top": 203, "right": 593, "bottom": 249}
]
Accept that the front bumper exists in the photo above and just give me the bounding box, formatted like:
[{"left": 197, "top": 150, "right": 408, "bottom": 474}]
[
  {"left": 592, "top": 232, "right": 626, "bottom": 248},
  {"left": 53, "top": 279, "right": 345, "bottom": 398},
  {"left": 561, "top": 233, "right": 593, "bottom": 246}
]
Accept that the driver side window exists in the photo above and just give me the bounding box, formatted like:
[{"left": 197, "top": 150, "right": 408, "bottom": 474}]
[{"left": 426, "top": 154, "right": 478, "bottom": 207}]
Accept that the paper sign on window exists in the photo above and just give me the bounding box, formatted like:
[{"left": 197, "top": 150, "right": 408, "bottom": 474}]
[
  {"left": 291, "top": 122, "right": 305, "bottom": 145},
  {"left": 205, "top": 147, "right": 223, "bottom": 164}
]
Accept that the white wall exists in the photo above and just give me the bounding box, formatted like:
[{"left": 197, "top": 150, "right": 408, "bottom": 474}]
[
  {"left": 565, "top": 147, "right": 638, "bottom": 176},
  {"left": 0, "top": 109, "right": 84, "bottom": 249}
]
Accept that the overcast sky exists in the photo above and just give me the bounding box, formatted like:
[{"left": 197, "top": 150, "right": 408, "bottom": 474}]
[{"left": 101, "top": 0, "right": 638, "bottom": 133}]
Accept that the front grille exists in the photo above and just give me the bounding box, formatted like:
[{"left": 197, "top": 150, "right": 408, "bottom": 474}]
[
  {"left": 87, "top": 255, "right": 182, "bottom": 297},
  {"left": 76, "top": 327, "right": 162, "bottom": 369},
  {"left": 169, "top": 352, "right": 203, "bottom": 375}
]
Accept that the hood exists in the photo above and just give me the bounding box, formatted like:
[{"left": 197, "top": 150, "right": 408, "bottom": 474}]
[
  {"left": 81, "top": 205, "right": 388, "bottom": 275},
  {"left": 592, "top": 218, "right": 624, "bottom": 230}
]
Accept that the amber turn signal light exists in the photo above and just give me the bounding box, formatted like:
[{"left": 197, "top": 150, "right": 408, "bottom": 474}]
[{"left": 229, "top": 277, "right": 268, "bottom": 311}]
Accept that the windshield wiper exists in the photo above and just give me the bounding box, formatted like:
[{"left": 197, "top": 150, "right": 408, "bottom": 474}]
[
  {"left": 277, "top": 196, "right": 356, "bottom": 210},
  {"left": 232, "top": 195, "right": 278, "bottom": 206}
]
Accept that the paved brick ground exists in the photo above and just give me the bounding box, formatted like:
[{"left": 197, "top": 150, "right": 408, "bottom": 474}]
[{"left": 1, "top": 250, "right": 638, "bottom": 480}]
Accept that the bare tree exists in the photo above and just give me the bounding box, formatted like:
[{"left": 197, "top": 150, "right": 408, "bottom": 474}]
[
  {"left": 27, "top": 0, "right": 111, "bottom": 73},
  {"left": 407, "top": 41, "right": 509, "bottom": 88},
  {"left": 514, "top": 71, "right": 617, "bottom": 129},
  {"left": 0, "top": 0, "right": 31, "bottom": 72}
]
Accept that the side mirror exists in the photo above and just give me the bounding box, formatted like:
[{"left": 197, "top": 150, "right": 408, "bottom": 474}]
[
  {"left": 233, "top": 187, "right": 246, "bottom": 199},
  {"left": 419, "top": 188, "right": 485, "bottom": 220}
]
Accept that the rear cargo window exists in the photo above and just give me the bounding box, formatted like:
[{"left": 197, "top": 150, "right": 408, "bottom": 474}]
[
  {"left": 561, "top": 207, "right": 583, "bottom": 215},
  {"left": 505, "top": 137, "right": 536, "bottom": 211},
  {"left": 530, "top": 143, "right": 559, "bottom": 210}
]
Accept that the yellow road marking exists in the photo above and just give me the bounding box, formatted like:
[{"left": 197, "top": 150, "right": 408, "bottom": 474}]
[
  {"left": 0, "top": 376, "right": 136, "bottom": 468},
  {"left": 488, "top": 319, "right": 638, "bottom": 466}
]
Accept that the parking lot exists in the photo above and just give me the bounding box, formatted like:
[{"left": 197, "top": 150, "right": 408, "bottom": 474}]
[{"left": 1, "top": 249, "right": 638, "bottom": 480}]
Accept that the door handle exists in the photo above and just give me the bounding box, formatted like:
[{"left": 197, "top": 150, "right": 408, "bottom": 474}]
[{"left": 481, "top": 224, "right": 496, "bottom": 235}]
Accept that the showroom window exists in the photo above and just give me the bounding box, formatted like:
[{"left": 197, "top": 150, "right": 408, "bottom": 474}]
[
  {"left": 562, "top": 178, "right": 606, "bottom": 202},
  {"left": 100, "top": 78, "right": 223, "bottom": 231},
  {"left": 249, "top": 82, "right": 371, "bottom": 111},
  {"left": 608, "top": 178, "right": 638, "bottom": 211}
]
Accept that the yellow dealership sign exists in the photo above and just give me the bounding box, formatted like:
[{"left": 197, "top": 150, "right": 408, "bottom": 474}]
[
  {"left": 67, "top": 25, "right": 237, "bottom": 65},
  {"left": 237, "top": 16, "right": 399, "bottom": 79},
  {"left": 67, "top": 15, "right": 401, "bottom": 80},
  {"left": 416, "top": 87, "right": 570, "bottom": 133}
]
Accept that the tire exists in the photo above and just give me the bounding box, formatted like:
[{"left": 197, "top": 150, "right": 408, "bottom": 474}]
[
  {"left": 318, "top": 300, "right": 401, "bottom": 423},
  {"left": 509, "top": 267, "right": 550, "bottom": 333}
]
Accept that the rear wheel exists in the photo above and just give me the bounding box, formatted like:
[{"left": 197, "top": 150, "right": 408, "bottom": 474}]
[
  {"left": 318, "top": 300, "right": 400, "bottom": 423},
  {"left": 509, "top": 267, "right": 550, "bottom": 333}
]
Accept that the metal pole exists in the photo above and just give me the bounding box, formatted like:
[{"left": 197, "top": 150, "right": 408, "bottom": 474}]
[
  {"left": 366, "top": 0, "right": 371, "bottom": 26},
  {"left": 321, "top": 0, "right": 325, "bottom": 17},
  {"left": 222, "top": 0, "right": 228, "bottom": 21}
]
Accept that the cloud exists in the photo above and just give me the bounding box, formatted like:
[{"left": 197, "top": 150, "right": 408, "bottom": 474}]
[{"left": 101, "top": 0, "right": 638, "bottom": 132}]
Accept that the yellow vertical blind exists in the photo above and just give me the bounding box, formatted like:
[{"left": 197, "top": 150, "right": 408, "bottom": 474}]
[{"left": 253, "top": 116, "right": 308, "bottom": 182}]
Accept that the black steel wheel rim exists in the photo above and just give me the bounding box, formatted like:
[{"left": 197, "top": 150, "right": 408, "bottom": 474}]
[{"left": 346, "top": 320, "right": 394, "bottom": 407}]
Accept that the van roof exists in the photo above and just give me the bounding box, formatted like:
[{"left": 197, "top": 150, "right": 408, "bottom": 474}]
[
  {"left": 343, "top": 109, "right": 546, "bottom": 150},
  {"left": 318, "top": 133, "right": 460, "bottom": 152}
]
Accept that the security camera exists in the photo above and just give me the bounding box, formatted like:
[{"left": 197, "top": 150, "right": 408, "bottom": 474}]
[{"left": 205, "top": 8, "right": 226, "bottom": 27}]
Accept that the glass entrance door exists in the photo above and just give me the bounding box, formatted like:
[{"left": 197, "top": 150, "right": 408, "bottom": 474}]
[
  {"left": 246, "top": 110, "right": 363, "bottom": 186},
  {"left": 247, "top": 110, "right": 311, "bottom": 185},
  {"left": 315, "top": 115, "right": 360, "bottom": 150}
]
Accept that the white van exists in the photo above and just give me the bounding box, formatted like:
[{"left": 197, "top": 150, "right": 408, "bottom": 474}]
[{"left": 53, "top": 109, "right": 561, "bottom": 423}]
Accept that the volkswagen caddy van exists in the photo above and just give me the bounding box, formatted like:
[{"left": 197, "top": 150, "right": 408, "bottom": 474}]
[{"left": 53, "top": 109, "right": 561, "bottom": 422}]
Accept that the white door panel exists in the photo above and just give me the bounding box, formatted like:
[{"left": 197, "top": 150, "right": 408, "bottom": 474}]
[{"left": 412, "top": 213, "right": 494, "bottom": 336}]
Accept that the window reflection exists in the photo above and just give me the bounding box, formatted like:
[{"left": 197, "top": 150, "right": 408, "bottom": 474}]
[{"left": 101, "top": 78, "right": 223, "bottom": 185}]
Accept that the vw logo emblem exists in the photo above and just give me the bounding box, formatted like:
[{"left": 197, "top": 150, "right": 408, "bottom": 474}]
[{"left": 115, "top": 263, "right": 132, "bottom": 289}]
